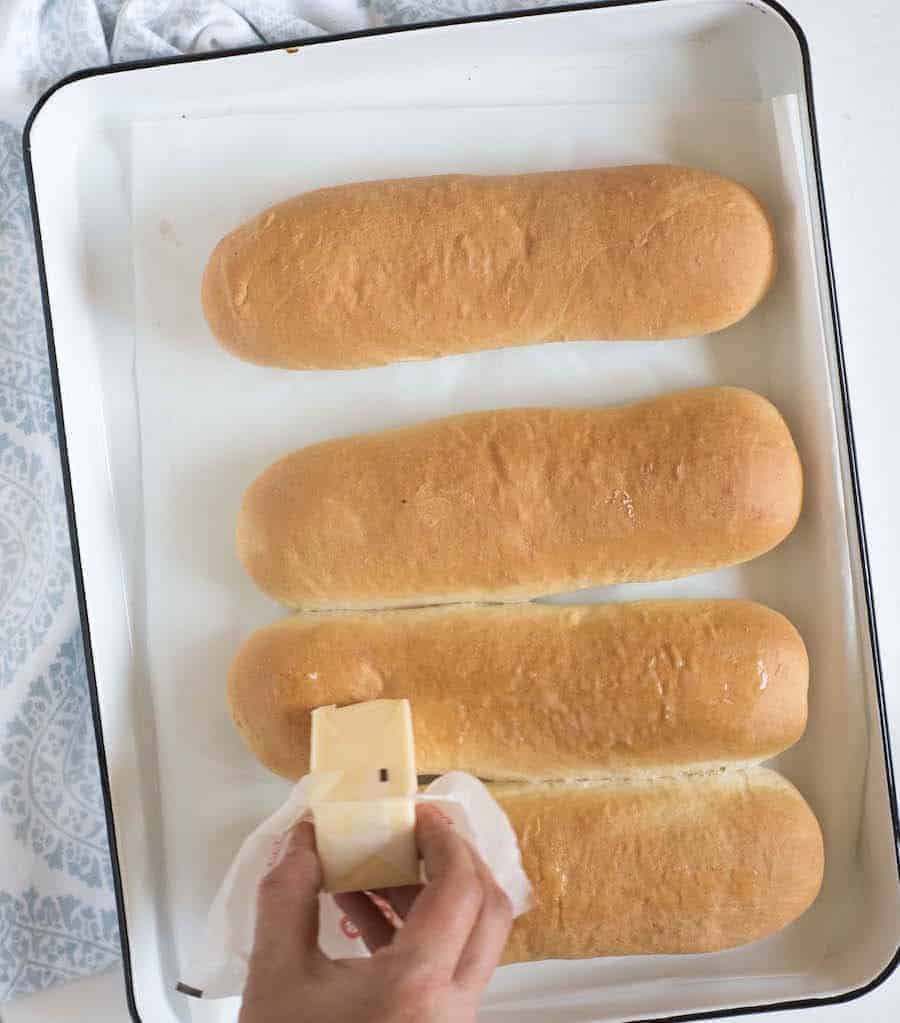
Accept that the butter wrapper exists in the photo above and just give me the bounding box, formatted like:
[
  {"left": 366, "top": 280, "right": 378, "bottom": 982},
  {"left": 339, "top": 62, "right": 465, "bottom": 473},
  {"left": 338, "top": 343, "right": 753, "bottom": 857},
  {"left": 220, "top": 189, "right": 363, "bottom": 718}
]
[{"left": 177, "top": 771, "right": 532, "bottom": 1000}]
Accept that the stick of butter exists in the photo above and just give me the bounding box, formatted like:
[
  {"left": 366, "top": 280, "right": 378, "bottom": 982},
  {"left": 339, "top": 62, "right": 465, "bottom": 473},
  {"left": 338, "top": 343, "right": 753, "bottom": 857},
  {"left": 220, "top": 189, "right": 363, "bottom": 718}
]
[{"left": 309, "top": 700, "right": 420, "bottom": 894}]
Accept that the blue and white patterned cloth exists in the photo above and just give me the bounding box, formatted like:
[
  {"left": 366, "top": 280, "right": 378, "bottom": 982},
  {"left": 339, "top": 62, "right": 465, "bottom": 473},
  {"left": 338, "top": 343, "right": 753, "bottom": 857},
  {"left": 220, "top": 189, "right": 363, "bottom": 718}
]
[{"left": 0, "top": 0, "right": 538, "bottom": 1003}]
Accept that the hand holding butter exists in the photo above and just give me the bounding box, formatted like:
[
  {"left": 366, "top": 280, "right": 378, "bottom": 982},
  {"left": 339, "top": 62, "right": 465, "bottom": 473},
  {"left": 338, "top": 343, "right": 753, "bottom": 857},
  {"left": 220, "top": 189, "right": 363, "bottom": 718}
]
[
  {"left": 238, "top": 804, "right": 514, "bottom": 1023},
  {"left": 180, "top": 699, "right": 532, "bottom": 1001}
]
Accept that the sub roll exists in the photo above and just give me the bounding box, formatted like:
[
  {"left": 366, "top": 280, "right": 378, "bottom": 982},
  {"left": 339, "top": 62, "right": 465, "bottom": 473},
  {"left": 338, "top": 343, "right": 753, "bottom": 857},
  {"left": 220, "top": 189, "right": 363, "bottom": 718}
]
[
  {"left": 237, "top": 387, "right": 803, "bottom": 610},
  {"left": 227, "top": 599, "right": 808, "bottom": 781},
  {"left": 202, "top": 166, "right": 776, "bottom": 369}
]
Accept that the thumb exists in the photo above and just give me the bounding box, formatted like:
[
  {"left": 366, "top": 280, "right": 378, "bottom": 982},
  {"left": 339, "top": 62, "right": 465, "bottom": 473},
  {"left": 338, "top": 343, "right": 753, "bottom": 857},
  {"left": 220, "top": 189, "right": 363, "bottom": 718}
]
[{"left": 252, "top": 820, "right": 323, "bottom": 966}]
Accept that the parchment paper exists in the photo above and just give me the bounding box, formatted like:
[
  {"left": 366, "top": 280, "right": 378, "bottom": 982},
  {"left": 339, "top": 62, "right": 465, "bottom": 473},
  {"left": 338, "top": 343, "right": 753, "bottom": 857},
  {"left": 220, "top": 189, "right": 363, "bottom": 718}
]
[{"left": 132, "top": 99, "right": 867, "bottom": 1020}]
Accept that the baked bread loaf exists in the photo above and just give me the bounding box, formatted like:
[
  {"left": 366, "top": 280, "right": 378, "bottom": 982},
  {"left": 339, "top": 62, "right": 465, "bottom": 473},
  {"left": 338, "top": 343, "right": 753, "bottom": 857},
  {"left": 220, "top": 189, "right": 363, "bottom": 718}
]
[
  {"left": 497, "top": 770, "right": 824, "bottom": 961},
  {"left": 227, "top": 600, "right": 808, "bottom": 781},
  {"left": 201, "top": 166, "right": 776, "bottom": 369},
  {"left": 237, "top": 387, "right": 803, "bottom": 609}
]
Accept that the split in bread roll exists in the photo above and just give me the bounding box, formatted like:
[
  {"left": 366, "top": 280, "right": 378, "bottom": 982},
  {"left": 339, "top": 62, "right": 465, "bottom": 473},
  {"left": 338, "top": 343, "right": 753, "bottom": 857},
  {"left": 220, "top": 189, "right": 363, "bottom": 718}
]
[
  {"left": 237, "top": 386, "right": 803, "bottom": 610},
  {"left": 497, "top": 769, "right": 824, "bottom": 961},
  {"left": 201, "top": 165, "right": 776, "bottom": 369},
  {"left": 227, "top": 600, "right": 808, "bottom": 782}
]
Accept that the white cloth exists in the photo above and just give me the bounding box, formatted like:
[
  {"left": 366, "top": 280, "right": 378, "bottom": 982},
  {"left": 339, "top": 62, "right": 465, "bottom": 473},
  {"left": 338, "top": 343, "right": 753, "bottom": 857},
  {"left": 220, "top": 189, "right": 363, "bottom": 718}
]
[{"left": 0, "top": 0, "right": 532, "bottom": 1002}]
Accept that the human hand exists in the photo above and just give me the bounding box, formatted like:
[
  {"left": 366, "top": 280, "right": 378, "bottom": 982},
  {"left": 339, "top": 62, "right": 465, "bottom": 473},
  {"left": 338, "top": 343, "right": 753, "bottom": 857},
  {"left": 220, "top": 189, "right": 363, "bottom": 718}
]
[{"left": 238, "top": 803, "right": 513, "bottom": 1023}]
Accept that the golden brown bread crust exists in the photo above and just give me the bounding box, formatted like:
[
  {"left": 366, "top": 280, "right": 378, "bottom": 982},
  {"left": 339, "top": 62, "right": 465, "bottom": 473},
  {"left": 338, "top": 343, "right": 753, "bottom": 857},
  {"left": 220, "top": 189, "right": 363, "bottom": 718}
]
[
  {"left": 236, "top": 387, "right": 803, "bottom": 609},
  {"left": 201, "top": 166, "right": 776, "bottom": 369},
  {"left": 497, "top": 770, "right": 824, "bottom": 962},
  {"left": 227, "top": 600, "right": 808, "bottom": 781}
]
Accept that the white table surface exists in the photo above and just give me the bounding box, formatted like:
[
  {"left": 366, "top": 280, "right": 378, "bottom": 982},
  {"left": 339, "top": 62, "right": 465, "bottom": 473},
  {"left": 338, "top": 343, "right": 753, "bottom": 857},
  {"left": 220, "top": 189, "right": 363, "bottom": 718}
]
[{"left": 2, "top": 0, "right": 897, "bottom": 1019}]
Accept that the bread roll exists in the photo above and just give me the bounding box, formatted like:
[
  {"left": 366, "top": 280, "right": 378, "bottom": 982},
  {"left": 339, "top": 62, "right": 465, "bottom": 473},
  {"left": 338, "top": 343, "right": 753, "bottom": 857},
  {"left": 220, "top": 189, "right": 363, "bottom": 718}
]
[
  {"left": 497, "top": 769, "right": 824, "bottom": 961},
  {"left": 237, "top": 387, "right": 802, "bottom": 609},
  {"left": 201, "top": 166, "right": 775, "bottom": 369},
  {"left": 228, "top": 600, "right": 808, "bottom": 781}
]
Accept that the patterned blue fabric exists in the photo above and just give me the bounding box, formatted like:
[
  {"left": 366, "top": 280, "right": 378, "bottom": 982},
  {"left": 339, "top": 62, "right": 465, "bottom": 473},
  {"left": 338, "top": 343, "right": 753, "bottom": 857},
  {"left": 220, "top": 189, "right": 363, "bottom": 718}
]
[
  {"left": 0, "top": 0, "right": 532, "bottom": 1002},
  {"left": 0, "top": 92, "right": 121, "bottom": 999}
]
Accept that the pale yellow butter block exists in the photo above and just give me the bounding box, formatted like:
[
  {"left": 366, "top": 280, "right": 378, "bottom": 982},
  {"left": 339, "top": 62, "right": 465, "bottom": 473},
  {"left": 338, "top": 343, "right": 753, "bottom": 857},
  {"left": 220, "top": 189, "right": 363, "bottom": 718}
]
[
  {"left": 313, "top": 799, "right": 420, "bottom": 893},
  {"left": 310, "top": 699, "right": 417, "bottom": 801},
  {"left": 310, "top": 699, "right": 419, "bottom": 893}
]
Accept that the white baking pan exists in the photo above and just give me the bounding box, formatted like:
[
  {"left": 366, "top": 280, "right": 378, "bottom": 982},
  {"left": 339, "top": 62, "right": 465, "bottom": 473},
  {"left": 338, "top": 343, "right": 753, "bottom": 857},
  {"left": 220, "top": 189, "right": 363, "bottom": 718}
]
[{"left": 24, "top": 1, "right": 899, "bottom": 1021}]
